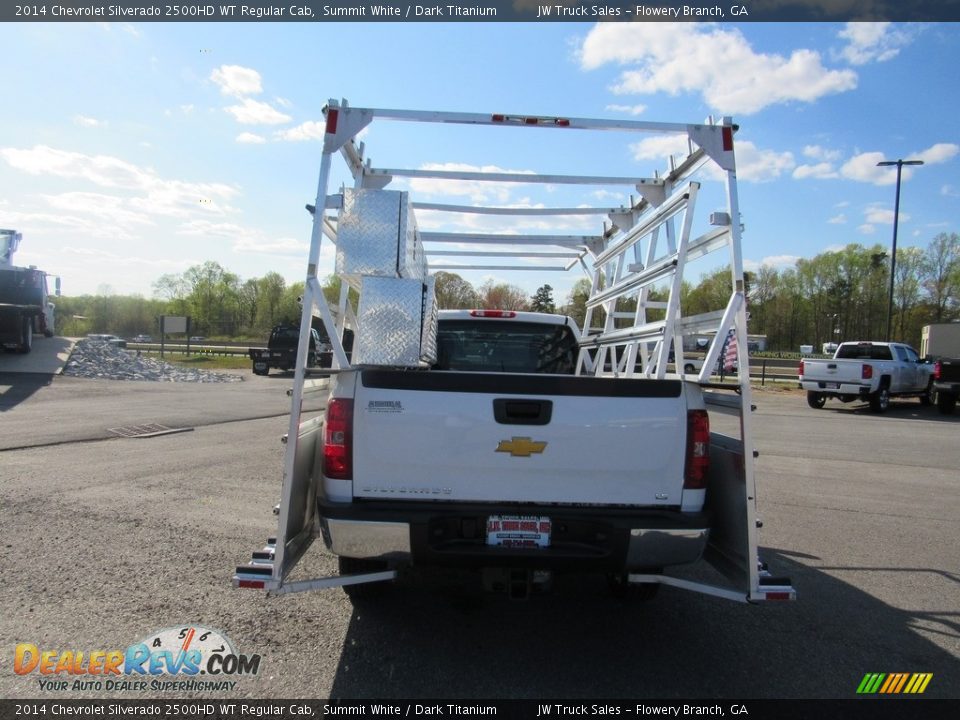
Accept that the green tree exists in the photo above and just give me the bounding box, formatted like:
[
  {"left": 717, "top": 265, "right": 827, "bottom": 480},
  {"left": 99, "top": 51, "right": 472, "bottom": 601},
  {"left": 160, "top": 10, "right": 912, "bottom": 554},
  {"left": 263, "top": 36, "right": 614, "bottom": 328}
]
[
  {"left": 478, "top": 280, "right": 529, "bottom": 311},
  {"left": 921, "top": 232, "right": 960, "bottom": 322},
  {"left": 530, "top": 284, "right": 556, "bottom": 313},
  {"left": 433, "top": 271, "right": 478, "bottom": 309},
  {"left": 561, "top": 277, "right": 592, "bottom": 330}
]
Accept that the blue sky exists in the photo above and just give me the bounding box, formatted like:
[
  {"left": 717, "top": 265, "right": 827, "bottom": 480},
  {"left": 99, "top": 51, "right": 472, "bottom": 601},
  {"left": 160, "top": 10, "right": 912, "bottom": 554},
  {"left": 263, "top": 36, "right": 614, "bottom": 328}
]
[{"left": 1, "top": 21, "right": 957, "bottom": 303}]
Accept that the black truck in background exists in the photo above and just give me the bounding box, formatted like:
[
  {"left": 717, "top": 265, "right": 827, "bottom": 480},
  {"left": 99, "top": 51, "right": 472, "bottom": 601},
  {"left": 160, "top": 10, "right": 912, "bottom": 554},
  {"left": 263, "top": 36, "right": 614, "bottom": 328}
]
[
  {"left": 249, "top": 324, "right": 353, "bottom": 376},
  {"left": 933, "top": 358, "right": 960, "bottom": 415}
]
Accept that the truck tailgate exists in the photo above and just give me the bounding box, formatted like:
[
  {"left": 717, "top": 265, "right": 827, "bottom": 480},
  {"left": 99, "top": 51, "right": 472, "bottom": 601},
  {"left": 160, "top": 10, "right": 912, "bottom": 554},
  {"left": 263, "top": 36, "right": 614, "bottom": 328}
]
[
  {"left": 351, "top": 370, "right": 690, "bottom": 506},
  {"left": 801, "top": 359, "right": 865, "bottom": 384}
]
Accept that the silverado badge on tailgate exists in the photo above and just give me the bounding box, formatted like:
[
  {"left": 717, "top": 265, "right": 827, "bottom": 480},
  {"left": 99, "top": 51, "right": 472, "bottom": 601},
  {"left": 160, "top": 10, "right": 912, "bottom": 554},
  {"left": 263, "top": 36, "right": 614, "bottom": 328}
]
[{"left": 496, "top": 437, "right": 547, "bottom": 458}]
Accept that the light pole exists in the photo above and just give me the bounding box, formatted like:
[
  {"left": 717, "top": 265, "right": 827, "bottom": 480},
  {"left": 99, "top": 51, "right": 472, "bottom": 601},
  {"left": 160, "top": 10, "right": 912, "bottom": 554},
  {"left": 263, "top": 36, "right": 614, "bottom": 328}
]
[{"left": 877, "top": 158, "right": 923, "bottom": 341}]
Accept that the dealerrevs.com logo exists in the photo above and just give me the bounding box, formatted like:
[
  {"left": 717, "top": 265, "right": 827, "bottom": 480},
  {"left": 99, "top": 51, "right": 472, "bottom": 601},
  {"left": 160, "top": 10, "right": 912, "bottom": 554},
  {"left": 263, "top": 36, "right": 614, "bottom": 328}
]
[{"left": 14, "top": 625, "right": 260, "bottom": 692}]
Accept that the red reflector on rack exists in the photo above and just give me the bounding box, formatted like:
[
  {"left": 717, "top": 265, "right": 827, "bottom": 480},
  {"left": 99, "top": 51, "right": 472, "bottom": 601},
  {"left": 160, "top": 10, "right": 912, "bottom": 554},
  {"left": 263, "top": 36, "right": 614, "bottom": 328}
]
[
  {"left": 325, "top": 109, "right": 339, "bottom": 134},
  {"left": 491, "top": 114, "right": 505, "bottom": 122},
  {"left": 237, "top": 580, "right": 265, "bottom": 589},
  {"left": 470, "top": 310, "right": 517, "bottom": 318},
  {"left": 555, "top": 118, "right": 570, "bottom": 127},
  {"left": 722, "top": 126, "right": 734, "bottom": 151},
  {"left": 764, "top": 591, "right": 792, "bottom": 601},
  {"left": 525, "top": 117, "right": 539, "bottom": 125}
]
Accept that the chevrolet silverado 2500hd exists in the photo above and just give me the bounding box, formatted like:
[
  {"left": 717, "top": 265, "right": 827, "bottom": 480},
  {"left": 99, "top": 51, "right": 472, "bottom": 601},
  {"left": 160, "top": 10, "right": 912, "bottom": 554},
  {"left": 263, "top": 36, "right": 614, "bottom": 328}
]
[
  {"left": 799, "top": 341, "right": 934, "bottom": 412},
  {"left": 318, "top": 309, "right": 711, "bottom": 597},
  {"left": 233, "top": 100, "right": 795, "bottom": 605}
]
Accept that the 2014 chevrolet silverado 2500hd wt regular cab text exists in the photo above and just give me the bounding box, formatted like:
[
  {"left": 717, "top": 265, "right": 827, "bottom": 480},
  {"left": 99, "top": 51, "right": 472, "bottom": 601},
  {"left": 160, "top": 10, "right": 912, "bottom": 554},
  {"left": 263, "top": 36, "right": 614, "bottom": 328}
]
[
  {"left": 799, "top": 341, "right": 935, "bottom": 412},
  {"left": 232, "top": 100, "right": 795, "bottom": 605}
]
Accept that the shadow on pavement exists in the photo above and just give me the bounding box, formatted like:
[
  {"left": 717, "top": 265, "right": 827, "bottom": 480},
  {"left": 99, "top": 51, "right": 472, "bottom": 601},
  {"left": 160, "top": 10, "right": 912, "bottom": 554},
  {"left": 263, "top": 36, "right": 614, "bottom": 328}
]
[
  {"left": 0, "top": 372, "right": 54, "bottom": 411},
  {"left": 327, "top": 549, "right": 959, "bottom": 699}
]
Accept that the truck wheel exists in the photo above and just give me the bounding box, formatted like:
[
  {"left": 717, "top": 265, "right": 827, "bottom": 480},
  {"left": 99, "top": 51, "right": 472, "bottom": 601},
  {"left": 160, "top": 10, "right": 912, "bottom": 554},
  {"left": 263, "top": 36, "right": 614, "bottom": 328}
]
[
  {"left": 869, "top": 384, "right": 890, "bottom": 413},
  {"left": 684, "top": 363, "right": 696, "bottom": 374},
  {"left": 19, "top": 317, "right": 33, "bottom": 354},
  {"left": 937, "top": 393, "right": 956, "bottom": 415},
  {"left": 806, "top": 391, "right": 826, "bottom": 409},
  {"left": 920, "top": 381, "right": 935, "bottom": 406},
  {"left": 338, "top": 556, "right": 392, "bottom": 602}
]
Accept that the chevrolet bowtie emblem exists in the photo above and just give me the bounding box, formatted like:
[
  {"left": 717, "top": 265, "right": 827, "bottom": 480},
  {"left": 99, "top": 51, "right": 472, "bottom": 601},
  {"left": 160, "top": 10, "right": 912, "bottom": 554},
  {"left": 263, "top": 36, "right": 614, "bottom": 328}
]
[{"left": 496, "top": 437, "right": 547, "bottom": 458}]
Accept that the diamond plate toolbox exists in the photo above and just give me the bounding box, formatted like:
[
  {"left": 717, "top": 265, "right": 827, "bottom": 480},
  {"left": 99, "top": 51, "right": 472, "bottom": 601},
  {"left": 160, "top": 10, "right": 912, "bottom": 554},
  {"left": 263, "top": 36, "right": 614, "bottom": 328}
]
[
  {"left": 336, "top": 189, "right": 426, "bottom": 280},
  {"left": 353, "top": 276, "right": 437, "bottom": 367}
]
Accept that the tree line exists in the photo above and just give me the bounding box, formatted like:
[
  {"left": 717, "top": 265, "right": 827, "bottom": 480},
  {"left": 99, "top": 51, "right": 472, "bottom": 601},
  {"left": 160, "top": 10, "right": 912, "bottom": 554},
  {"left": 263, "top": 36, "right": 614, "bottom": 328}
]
[{"left": 54, "top": 232, "right": 958, "bottom": 351}]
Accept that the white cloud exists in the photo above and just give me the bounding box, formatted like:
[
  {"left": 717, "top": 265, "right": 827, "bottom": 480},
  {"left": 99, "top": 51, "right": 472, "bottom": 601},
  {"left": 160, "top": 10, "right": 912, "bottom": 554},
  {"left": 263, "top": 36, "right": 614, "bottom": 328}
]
[
  {"left": 630, "top": 135, "right": 793, "bottom": 182},
  {"left": 41, "top": 192, "right": 153, "bottom": 228},
  {"left": 735, "top": 142, "right": 795, "bottom": 182},
  {"left": 914, "top": 142, "right": 959, "bottom": 165},
  {"left": 275, "top": 121, "right": 325, "bottom": 142},
  {"left": 864, "top": 205, "right": 903, "bottom": 225},
  {"left": 943, "top": 185, "right": 960, "bottom": 198},
  {"left": 605, "top": 104, "right": 647, "bottom": 116},
  {"left": 858, "top": 224, "right": 876, "bottom": 234},
  {"left": 0, "top": 145, "right": 239, "bottom": 221},
  {"left": 224, "top": 98, "right": 292, "bottom": 125},
  {"left": 803, "top": 145, "right": 842, "bottom": 162},
  {"left": 234, "top": 237, "right": 311, "bottom": 256},
  {"left": 836, "top": 23, "right": 913, "bottom": 66},
  {"left": 210, "top": 65, "right": 262, "bottom": 97},
  {"left": 1, "top": 145, "right": 151, "bottom": 189},
  {"left": 236, "top": 132, "right": 266, "bottom": 144},
  {"left": 73, "top": 115, "right": 105, "bottom": 128},
  {"left": 793, "top": 162, "right": 839, "bottom": 180},
  {"left": 177, "top": 220, "right": 316, "bottom": 258},
  {"left": 578, "top": 24, "right": 857, "bottom": 115},
  {"left": 841, "top": 144, "right": 958, "bottom": 185},
  {"left": 828, "top": 214, "right": 847, "bottom": 224},
  {"left": 405, "top": 163, "right": 537, "bottom": 204}
]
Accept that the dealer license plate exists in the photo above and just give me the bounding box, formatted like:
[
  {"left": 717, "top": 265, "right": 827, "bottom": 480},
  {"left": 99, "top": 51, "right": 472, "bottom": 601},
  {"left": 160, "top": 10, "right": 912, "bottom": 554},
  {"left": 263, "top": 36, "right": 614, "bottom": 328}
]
[
  {"left": 486, "top": 515, "right": 551, "bottom": 549},
  {"left": 826, "top": 382, "right": 841, "bottom": 389}
]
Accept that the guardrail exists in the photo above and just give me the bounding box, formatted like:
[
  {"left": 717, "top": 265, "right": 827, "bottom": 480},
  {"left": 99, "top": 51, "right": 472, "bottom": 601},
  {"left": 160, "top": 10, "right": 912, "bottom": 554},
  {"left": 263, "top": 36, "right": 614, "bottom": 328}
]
[
  {"left": 124, "top": 343, "right": 803, "bottom": 382},
  {"left": 128, "top": 342, "right": 262, "bottom": 357}
]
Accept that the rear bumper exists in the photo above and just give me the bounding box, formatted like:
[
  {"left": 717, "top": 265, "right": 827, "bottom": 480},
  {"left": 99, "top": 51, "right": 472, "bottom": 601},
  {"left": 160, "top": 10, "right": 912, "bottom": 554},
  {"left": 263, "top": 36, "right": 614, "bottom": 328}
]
[
  {"left": 934, "top": 381, "right": 960, "bottom": 396},
  {"left": 318, "top": 499, "right": 709, "bottom": 572},
  {"left": 801, "top": 380, "right": 871, "bottom": 396}
]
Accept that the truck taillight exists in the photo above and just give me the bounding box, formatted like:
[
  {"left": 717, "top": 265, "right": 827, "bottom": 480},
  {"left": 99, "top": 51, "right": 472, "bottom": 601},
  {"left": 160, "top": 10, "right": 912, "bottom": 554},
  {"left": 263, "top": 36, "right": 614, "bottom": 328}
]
[
  {"left": 798, "top": 360, "right": 804, "bottom": 377},
  {"left": 934, "top": 360, "right": 942, "bottom": 380},
  {"left": 684, "top": 410, "right": 710, "bottom": 490},
  {"left": 861, "top": 364, "right": 873, "bottom": 380},
  {"left": 322, "top": 398, "right": 354, "bottom": 480}
]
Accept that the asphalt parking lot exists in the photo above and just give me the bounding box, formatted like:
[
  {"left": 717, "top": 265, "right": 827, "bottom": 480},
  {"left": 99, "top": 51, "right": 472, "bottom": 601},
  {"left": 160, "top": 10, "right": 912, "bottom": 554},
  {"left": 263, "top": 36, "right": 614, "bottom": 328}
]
[{"left": 1, "top": 372, "right": 958, "bottom": 701}]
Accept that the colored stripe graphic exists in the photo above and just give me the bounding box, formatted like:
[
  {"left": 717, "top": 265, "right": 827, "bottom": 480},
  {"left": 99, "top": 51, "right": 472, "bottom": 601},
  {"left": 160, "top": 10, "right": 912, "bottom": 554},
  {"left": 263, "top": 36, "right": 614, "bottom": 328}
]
[{"left": 858, "top": 673, "right": 932, "bottom": 694}]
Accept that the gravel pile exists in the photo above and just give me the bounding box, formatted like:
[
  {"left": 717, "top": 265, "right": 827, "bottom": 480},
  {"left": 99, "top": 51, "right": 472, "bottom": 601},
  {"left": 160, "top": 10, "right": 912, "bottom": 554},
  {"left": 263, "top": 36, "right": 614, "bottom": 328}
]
[{"left": 63, "top": 339, "right": 243, "bottom": 383}]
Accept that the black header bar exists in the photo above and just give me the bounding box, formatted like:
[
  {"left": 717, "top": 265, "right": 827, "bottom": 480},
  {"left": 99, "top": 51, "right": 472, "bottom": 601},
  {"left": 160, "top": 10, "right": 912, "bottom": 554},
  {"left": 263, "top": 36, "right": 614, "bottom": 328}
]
[{"left": 5, "top": 1, "right": 960, "bottom": 23}]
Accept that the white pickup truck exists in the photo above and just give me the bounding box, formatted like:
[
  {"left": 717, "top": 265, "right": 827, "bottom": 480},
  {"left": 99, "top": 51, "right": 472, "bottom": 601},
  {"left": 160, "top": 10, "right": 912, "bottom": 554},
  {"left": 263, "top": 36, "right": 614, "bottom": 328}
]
[
  {"left": 233, "top": 100, "right": 796, "bottom": 606},
  {"left": 799, "top": 341, "right": 935, "bottom": 412},
  {"left": 318, "top": 309, "right": 710, "bottom": 598}
]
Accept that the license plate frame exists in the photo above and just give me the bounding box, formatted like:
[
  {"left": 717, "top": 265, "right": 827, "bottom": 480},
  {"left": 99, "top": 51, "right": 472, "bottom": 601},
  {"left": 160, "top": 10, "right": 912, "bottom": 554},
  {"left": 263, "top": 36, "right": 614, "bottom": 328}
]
[
  {"left": 826, "top": 382, "right": 841, "bottom": 389},
  {"left": 486, "top": 515, "right": 552, "bottom": 549}
]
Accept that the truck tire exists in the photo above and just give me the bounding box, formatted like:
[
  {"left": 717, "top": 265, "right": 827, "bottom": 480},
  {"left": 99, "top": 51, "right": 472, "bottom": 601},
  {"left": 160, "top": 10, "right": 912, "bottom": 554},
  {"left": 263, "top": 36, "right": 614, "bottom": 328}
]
[
  {"left": 806, "top": 391, "right": 826, "bottom": 409},
  {"left": 920, "top": 381, "right": 935, "bottom": 406},
  {"left": 937, "top": 393, "right": 957, "bottom": 415},
  {"left": 684, "top": 363, "right": 696, "bottom": 374},
  {"left": 338, "top": 556, "right": 392, "bottom": 602},
  {"left": 869, "top": 383, "right": 890, "bottom": 413},
  {"left": 19, "top": 316, "right": 33, "bottom": 354}
]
